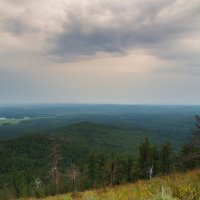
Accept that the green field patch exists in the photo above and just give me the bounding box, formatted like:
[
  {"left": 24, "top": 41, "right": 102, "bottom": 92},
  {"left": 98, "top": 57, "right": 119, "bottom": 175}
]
[{"left": 0, "top": 118, "right": 29, "bottom": 126}]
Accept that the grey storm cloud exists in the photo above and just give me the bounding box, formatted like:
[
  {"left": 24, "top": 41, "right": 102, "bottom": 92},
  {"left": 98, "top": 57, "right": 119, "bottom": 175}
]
[
  {"left": 48, "top": 0, "right": 200, "bottom": 62},
  {"left": 1, "top": 18, "right": 37, "bottom": 36},
  {"left": 0, "top": 0, "right": 199, "bottom": 63}
]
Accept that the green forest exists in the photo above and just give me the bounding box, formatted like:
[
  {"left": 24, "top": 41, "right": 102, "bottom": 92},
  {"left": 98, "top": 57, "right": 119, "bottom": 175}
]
[{"left": 0, "top": 115, "right": 200, "bottom": 199}]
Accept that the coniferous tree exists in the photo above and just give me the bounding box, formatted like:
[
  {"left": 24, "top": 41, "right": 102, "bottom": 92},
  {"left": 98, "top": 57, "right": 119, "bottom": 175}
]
[
  {"left": 88, "top": 152, "right": 97, "bottom": 187},
  {"left": 125, "top": 156, "right": 134, "bottom": 182},
  {"left": 191, "top": 115, "right": 200, "bottom": 148},
  {"left": 104, "top": 153, "right": 118, "bottom": 185},
  {"left": 115, "top": 155, "right": 127, "bottom": 184},
  {"left": 160, "top": 141, "right": 173, "bottom": 175},
  {"left": 179, "top": 115, "right": 200, "bottom": 169},
  {"left": 103, "top": 153, "right": 126, "bottom": 185},
  {"left": 179, "top": 144, "right": 198, "bottom": 170},
  {"left": 151, "top": 145, "right": 160, "bottom": 176},
  {"left": 96, "top": 153, "right": 106, "bottom": 185},
  {"left": 138, "top": 138, "right": 152, "bottom": 179}
]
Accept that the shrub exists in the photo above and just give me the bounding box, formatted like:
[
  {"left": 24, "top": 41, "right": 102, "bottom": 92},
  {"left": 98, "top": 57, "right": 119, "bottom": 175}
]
[{"left": 152, "top": 187, "right": 177, "bottom": 200}]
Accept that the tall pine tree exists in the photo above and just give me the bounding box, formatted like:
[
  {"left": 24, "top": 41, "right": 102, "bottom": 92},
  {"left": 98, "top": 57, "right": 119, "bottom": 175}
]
[
  {"left": 138, "top": 138, "right": 152, "bottom": 179},
  {"left": 160, "top": 141, "right": 173, "bottom": 175}
]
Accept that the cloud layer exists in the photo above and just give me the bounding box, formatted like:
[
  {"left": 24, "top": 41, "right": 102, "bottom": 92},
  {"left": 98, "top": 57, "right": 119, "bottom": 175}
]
[
  {"left": 1, "top": 0, "right": 199, "bottom": 61},
  {"left": 0, "top": 0, "right": 199, "bottom": 104}
]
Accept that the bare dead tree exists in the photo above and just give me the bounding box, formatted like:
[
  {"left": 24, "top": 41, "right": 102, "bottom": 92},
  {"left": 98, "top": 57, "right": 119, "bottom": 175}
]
[
  {"left": 65, "top": 165, "right": 80, "bottom": 191},
  {"left": 48, "top": 136, "right": 63, "bottom": 194},
  {"left": 149, "top": 165, "right": 153, "bottom": 179}
]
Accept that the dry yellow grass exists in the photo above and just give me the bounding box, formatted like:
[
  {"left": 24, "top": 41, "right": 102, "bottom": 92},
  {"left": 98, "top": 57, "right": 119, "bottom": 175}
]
[{"left": 22, "top": 169, "right": 200, "bottom": 200}]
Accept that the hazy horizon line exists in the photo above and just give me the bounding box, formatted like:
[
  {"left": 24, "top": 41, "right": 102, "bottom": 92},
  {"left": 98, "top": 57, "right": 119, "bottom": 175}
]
[{"left": 0, "top": 102, "right": 200, "bottom": 107}]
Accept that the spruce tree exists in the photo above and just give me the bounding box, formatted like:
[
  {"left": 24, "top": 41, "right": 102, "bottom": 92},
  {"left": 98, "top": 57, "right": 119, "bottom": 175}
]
[
  {"left": 180, "top": 115, "right": 200, "bottom": 170},
  {"left": 151, "top": 145, "right": 160, "bottom": 176},
  {"left": 138, "top": 138, "right": 152, "bottom": 179},
  {"left": 160, "top": 141, "right": 173, "bottom": 175},
  {"left": 191, "top": 115, "right": 200, "bottom": 148},
  {"left": 88, "top": 152, "right": 97, "bottom": 187}
]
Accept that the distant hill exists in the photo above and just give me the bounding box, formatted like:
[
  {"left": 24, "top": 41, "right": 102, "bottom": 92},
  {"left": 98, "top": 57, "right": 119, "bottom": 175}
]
[
  {"left": 0, "top": 122, "right": 148, "bottom": 170},
  {"left": 0, "top": 104, "right": 199, "bottom": 141},
  {"left": 51, "top": 121, "right": 152, "bottom": 153}
]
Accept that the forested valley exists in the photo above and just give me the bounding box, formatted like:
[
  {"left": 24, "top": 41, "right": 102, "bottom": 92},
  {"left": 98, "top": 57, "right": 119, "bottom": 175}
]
[{"left": 0, "top": 115, "right": 200, "bottom": 199}]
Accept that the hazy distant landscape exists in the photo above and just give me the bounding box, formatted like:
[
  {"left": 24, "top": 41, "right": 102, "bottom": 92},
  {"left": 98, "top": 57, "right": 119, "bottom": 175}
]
[{"left": 0, "top": 104, "right": 199, "bottom": 142}]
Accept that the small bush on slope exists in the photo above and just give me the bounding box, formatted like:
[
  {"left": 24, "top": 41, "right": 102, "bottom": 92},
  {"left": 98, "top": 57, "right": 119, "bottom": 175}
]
[{"left": 152, "top": 187, "right": 177, "bottom": 200}]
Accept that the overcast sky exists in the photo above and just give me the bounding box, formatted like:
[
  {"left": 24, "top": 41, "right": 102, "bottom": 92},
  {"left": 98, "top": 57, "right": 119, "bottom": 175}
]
[{"left": 0, "top": 0, "right": 199, "bottom": 105}]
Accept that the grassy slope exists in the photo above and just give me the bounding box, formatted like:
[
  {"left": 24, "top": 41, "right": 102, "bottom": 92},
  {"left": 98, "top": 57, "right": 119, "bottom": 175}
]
[{"left": 23, "top": 169, "right": 200, "bottom": 200}]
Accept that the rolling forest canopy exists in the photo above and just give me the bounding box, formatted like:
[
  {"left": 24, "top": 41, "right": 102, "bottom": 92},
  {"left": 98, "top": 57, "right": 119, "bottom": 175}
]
[{"left": 0, "top": 104, "right": 200, "bottom": 199}]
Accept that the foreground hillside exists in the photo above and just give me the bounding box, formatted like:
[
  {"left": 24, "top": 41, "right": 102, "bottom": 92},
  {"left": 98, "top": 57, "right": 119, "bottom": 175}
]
[{"left": 23, "top": 169, "right": 200, "bottom": 200}]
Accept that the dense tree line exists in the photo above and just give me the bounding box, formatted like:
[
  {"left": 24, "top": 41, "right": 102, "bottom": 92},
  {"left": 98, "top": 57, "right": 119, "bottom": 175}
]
[{"left": 0, "top": 116, "right": 200, "bottom": 199}]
